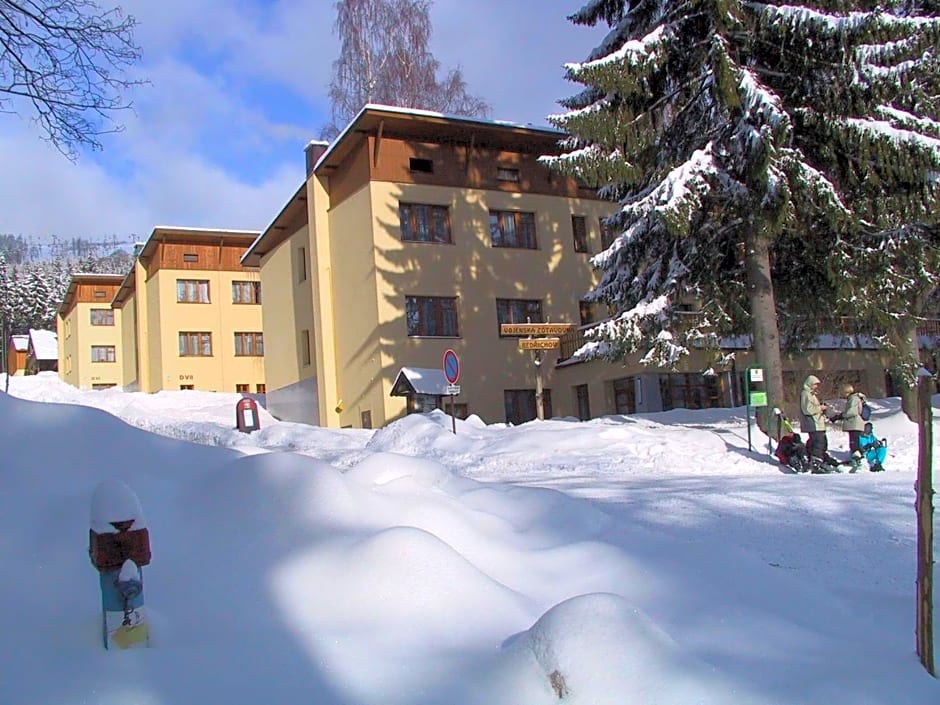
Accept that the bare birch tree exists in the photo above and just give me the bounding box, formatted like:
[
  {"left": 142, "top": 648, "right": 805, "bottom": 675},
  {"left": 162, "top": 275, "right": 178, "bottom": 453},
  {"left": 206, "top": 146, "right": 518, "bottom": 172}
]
[
  {"left": 0, "top": 0, "right": 143, "bottom": 159},
  {"left": 324, "top": 0, "right": 489, "bottom": 138}
]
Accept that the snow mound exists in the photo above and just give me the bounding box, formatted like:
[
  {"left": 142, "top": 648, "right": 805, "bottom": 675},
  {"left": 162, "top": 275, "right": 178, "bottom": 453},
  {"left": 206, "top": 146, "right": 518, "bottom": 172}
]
[{"left": 496, "top": 592, "right": 758, "bottom": 705}]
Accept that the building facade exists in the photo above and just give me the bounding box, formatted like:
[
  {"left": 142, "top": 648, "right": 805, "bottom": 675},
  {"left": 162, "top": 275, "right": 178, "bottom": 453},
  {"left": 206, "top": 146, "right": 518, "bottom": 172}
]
[
  {"left": 59, "top": 227, "right": 266, "bottom": 394},
  {"left": 57, "top": 274, "right": 127, "bottom": 389},
  {"left": 244, "top": 106, "right": 619, "bottom": 427}
]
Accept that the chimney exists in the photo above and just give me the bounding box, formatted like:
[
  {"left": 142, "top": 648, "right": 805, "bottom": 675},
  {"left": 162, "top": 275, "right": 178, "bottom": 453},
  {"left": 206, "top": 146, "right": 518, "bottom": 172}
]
[{"left": 304, "top": 140, "right": 329, "bottom": 177}]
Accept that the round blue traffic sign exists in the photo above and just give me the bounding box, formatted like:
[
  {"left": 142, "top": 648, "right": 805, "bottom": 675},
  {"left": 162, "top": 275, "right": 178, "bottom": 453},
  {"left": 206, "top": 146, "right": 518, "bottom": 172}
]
[{"left": 443, "top": 349, "right": 460, "bottom": 384}]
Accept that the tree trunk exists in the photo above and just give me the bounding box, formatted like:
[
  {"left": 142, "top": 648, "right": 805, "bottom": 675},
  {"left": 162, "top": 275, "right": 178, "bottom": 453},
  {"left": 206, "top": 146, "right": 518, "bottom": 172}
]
[
  {"left": 745, "top": 229, "right": 786, "bottom": 434},
  {"left": 888, "top": 319, "right": 920, "bottom": 421}
]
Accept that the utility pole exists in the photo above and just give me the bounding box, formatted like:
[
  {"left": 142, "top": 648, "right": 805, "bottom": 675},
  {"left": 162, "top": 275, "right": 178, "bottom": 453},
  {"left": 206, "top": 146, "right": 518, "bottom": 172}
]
[{"left": 915, "top": 367, "right": 935, "bottom": 676}]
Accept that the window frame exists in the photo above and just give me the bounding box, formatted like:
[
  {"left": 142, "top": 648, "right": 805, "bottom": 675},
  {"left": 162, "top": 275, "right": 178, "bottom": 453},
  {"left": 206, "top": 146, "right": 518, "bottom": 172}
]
[
  {"left": 405, "top": 295, "right": 460, "bottom": 338},
  {"left": 571, "top": 215, "right": 589, "bottom": 253},
  {"left": 90, "top": 345, "right": 116, "bottom": 363},
  {"left": 496, "top": 166, "right": 520, "bottom": 183},
  {"left": 496, "top": 298, "right": 544, "bottom": 336},
  {"left": 234, "top": 332, "right": 264, "bottom": 356},
  {"left": 489, "top": 210, "right": 538, "bottom": 249},
  {"left": 179, "top": 331, "right": 213, "bottom": 357},
  {"left": 90, "top": 308, "right": 115, "bottom": 326},
  {"left": 232, "top": 280, "right": 262, "bottom": 304},
  {"left": 399, "top": 202, "right": 453, "bottom": 244},
  {"left": 176, "top": 279, "right": 210, "bottom": 304}
]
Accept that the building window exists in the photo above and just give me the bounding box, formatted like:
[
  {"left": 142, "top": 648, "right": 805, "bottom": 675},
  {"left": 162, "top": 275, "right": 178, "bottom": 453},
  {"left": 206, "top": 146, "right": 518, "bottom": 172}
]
[
  {"left": 600, "top": 217, "right": 617, "bottom": 250},
  {"left": 232, "top": 281, "right": 261, "bottom": 304},
  {"left": 660, "top": 373, "right": 721, "bottom": 411},
  {"left": 504, "top": 389, "right": 552, "bottom": 425},
  {"left": 180, "top": 384, "right": 194, "bottom": 390},
  {"left": 409, "top": 157, "right": 433, "bottom": 173},
  {"left": 234, "top": 332, "right": 264, "bottom": 356},
  {"left": 92, "top": 383, "right": 116, "bottom": 390},
  {"left": 497, "top": 166, "right": 520, "bottom": 182},
  {"left": 256, "top": 383, "right": 266, "bottom": 394},
  {"left": 183, "top": 253, "right": 199, "bottom": 263},
  {"left": 613, "top": 377, "right": 637, "bottom": 414},
  {"left": 496, "top": 299, "right": 543, "bottom": 335},
  {"left": 297, "top": 246, "right": 307, "bottom": 283},
  {"left": 90, "top": 308, "right": 115, "bottom": 326},
  {"left": 236, "top": 383, "right": 250, "bottom": 393},
  {"left": 575, "top": 384, "right": 591, "bottom": 421},
  {"left": 179, "top": 332, "right": 212, "bottom": 357},
  {"left": 489, "top": 210, "right": 537, "bottom": 249},
  {"left": 177, "top": 279, "right": 210, "bottom": 303},
  {"left": 571, "top": 215, "right": 589, "bottom": 253},
  {"left": 94, "top": 290, "right": 107, "bottom": 298},
  {"left": 300, "top": 329, "right": 311, "bottom": 366},
  {"left": 91, "top": 345, "right": 116, "bottom": 363},
  {"left": 399, "top": 203, "right": 452, "bottom": 244},
  {"left": 360, "top": 410, "right": 372, "bottom": 429},
  {"left": 579, "top": 300, "right": 597, "bottom": 326},
  {"left": 406, "top": 295, "right": 459, "bottom": 337}
]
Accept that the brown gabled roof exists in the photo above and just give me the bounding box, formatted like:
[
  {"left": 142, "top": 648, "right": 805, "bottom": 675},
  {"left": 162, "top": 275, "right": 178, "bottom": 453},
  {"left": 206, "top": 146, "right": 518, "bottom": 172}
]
[
  {"left": 241, "top": 105, "right": 569, "bottom": 267},
  {"left": 57, "top": 273, "right": 127, "bottom": 319},
  {"left": 240, "top": 183, "right": 307, "bottom": 267}
]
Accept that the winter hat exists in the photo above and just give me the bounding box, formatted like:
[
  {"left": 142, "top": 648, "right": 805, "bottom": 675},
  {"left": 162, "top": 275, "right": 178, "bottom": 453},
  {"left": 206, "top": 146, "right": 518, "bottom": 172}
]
[
  {"left": 864, "top": 422, "right": 873, "bottom": 433},
  {"left": 805, "top": 375, "right": 821, "bottom": 386},
  {"left": 842, "top": 383, "right": 855, "bottom": 395}
]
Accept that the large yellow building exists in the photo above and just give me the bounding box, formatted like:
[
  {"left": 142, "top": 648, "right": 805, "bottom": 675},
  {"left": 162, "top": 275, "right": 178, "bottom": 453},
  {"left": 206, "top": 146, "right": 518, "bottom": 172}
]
[
  {"left": 243, "top": 105, "right": 617, "bottom": 427},
  {"left": 59, "top": 227, "right": 265, "bottom": 394}
]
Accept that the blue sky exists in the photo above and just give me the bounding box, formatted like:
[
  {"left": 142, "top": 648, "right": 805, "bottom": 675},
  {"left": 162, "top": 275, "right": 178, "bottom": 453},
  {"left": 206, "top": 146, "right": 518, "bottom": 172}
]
[{"left": 0, "top": 0, "right": 606, "bottom": 242}]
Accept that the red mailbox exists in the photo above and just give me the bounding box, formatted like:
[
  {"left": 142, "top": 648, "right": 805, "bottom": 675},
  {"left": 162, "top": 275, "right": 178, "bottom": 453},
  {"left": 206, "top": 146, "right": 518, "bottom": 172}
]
[{"left": 236, "top": 397, "right": 261, "bottom": 433}]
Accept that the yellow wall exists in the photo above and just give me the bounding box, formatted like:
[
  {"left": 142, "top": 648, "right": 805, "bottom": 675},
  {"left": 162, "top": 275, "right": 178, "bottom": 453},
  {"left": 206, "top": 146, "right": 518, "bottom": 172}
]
[
  {"left": 343, "top": 181, "right": 614, "bottom": 425},
  {"left": 119, "top": 294, "right": 138, "bottom": 389},
  {"left": 57, "top": 303, "right": 124, "bottom": 389},
  {"left": 141, "top": 268, "right": 264, "bottom": 392}
]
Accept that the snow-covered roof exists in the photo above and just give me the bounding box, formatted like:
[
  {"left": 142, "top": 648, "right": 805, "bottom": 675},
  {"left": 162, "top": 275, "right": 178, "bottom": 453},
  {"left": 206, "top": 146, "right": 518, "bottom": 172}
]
[
  {"left": 28, "top": 329, "right": 58, "bottom": 360},
  {"left": 11, "top": 335, "right": 28, "bottom": 352},
  {"left": 390, "top": 367, "right": 450, "bottom": 396}
]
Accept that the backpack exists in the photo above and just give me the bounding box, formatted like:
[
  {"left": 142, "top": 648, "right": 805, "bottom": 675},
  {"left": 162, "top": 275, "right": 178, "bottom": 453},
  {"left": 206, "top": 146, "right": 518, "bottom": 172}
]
[{"left": 860, "top": 398, "right": 872, "bottom": 421}]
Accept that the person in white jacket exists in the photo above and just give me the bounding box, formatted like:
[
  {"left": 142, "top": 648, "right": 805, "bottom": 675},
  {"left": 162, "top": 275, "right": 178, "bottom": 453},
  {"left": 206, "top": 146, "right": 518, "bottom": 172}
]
[{"left": 799, "top": 374, "right": 838, "bottom": 471}]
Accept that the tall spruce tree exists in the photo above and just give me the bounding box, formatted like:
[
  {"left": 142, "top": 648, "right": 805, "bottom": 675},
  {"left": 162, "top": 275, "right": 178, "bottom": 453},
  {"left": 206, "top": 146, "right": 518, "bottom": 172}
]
[{"left": 546, "top": 0, "right": 940, "bottom": 419}]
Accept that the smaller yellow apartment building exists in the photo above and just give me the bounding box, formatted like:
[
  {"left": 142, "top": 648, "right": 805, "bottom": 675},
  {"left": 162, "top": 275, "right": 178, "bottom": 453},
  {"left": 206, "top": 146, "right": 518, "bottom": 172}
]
[
  {"left": 59, "top": 227, "right": 265, "bottom": 394},
  {"left": 58, "top": 274, "right": 126, "bottom": 389}
]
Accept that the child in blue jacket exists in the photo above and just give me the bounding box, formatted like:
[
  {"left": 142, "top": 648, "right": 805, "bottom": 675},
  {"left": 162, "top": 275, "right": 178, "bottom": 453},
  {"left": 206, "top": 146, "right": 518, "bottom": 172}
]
[{"left": 856, "top": 422, "right": 887, "bottom": 472}]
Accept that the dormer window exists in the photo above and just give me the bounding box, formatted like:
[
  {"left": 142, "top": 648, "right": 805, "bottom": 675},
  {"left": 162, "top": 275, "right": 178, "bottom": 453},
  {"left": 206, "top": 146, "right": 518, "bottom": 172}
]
[
  {"left": 183, "top": 253, "right": 199, "bottom": 263},
  {"left": 409, "top": 157, "right": 434, "bottom": 173}
]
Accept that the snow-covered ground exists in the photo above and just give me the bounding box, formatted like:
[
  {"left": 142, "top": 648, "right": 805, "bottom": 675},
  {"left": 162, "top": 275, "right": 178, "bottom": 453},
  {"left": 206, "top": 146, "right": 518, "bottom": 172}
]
[{"left": 1, "top": 371, "right": 937, "bottom": 704}]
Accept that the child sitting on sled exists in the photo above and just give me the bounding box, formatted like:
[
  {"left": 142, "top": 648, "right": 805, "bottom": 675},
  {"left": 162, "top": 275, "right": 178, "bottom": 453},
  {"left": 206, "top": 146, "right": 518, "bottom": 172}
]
[
  {"left": 775, "top": 416, "right": 809, "bottom": 473},
  {"left": 854, "top": 422, "right": 887, "bottom": 472}
]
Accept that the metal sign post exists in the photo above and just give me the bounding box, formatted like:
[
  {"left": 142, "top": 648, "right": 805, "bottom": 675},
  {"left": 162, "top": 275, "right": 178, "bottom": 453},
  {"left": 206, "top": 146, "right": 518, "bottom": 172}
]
[
  {"left": 745, "top": 366, "right": 768, "bottom": 453},
  {"left": 442, "top": 349, "right": 460, "bottom": 434}
]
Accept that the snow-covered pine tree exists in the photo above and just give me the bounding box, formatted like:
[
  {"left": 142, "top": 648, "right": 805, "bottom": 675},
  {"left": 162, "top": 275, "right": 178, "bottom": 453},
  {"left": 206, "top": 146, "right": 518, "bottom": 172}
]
[{"left": 545, "top": 0, "right": 940, "bottom": 418}]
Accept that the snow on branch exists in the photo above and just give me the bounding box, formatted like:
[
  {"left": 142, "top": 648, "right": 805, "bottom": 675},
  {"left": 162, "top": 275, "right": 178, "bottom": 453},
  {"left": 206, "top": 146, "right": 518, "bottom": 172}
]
[
  {"left": 738, "top": 67, "right": 788, "bottom": 130},
  {"left": 618, "top": 145, "right": 718, "bottom": 238},
  {"left": 564, "top": 26, "right": 669, "bottom": 94},
  {"left": 839, "top": 116, "right": 940, "bottom": 160},
  {"left": 875, "top": 106, "right": 940, "bottom": 140},
  {"left": 748, "top": 3, "right": 940, "bottom": 36}
]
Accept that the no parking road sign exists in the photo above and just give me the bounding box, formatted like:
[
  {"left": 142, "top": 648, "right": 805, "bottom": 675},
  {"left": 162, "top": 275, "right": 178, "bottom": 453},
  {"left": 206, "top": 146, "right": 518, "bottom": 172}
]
[{"left": 443, "top": 349, "right": 460, "bottom": 384}]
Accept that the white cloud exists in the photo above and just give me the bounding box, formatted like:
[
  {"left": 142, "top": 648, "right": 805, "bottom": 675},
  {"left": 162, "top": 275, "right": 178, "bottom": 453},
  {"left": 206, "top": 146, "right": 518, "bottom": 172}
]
[{"left": 0, "top": 0, "right": 608, "bottom": 240}]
